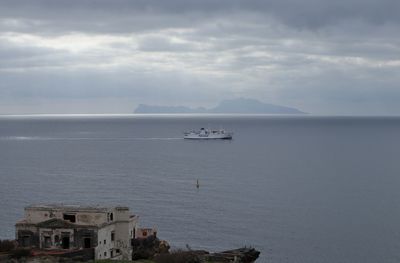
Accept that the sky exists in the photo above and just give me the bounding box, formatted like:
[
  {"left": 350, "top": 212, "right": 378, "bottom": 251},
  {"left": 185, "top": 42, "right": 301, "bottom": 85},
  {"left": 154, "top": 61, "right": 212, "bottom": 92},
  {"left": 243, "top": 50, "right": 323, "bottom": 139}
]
[{"left": 0, "top": 0, "right": 399, "bottom": 115}]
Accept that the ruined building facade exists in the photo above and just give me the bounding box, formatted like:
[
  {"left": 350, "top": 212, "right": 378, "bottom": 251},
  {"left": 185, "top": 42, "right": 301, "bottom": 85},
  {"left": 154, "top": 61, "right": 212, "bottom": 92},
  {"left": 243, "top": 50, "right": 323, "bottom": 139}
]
[{"left": 15, "top": 204, "right": 138, "bottom": 260}]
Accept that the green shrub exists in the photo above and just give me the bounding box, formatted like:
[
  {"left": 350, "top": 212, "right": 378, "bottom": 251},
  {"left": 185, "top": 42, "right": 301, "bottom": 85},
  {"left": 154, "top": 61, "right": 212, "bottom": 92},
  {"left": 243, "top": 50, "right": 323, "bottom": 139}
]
[
  {"left": 10, "top": 248, "right": 32, "bottom": 259},
  {"left": 154, "top": 249, "right": 200, "bottom": 263},
  {"left": 0, "top": 239, "right": 16, "bottom": 252}
]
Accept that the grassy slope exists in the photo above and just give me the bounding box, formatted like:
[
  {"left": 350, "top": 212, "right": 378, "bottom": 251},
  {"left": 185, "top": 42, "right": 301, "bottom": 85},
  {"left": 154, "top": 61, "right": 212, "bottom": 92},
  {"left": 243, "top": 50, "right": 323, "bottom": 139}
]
[{"left": 94, "top": 260, "right": 155, "bottom": 263}]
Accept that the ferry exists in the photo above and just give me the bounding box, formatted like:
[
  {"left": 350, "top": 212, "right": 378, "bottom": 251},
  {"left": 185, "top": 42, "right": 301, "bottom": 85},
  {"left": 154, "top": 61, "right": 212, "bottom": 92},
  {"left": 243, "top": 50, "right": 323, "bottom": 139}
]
[{"left": 184, "top": 128, "right": 233, "bottom": 140}]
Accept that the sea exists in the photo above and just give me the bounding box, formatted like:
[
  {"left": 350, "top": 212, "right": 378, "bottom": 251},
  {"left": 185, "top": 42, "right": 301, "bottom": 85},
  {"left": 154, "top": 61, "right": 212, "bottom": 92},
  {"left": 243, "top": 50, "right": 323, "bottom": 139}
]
[{"left": 1, "top": 115, "right": 400, "bottom": 263}]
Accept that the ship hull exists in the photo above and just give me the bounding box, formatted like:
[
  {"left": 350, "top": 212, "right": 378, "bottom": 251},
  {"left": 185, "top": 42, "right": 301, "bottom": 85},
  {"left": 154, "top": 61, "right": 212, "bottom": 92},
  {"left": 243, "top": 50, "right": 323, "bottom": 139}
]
[
  {"left": 184, "top": 134, "right": 233, "bottom": 140},
  {"left": 184, "top": 128, "right": 233, "bottom": 140}
]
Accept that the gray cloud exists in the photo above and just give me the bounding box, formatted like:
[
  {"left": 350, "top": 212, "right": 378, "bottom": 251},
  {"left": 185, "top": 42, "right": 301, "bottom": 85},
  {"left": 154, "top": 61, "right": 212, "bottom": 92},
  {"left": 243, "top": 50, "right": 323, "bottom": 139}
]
[
  {"left": 0, "top": 0, "right": 399, "bottom": 114},
  {"left": 1, "top": 0, "right": 400, "bottom": 34}
]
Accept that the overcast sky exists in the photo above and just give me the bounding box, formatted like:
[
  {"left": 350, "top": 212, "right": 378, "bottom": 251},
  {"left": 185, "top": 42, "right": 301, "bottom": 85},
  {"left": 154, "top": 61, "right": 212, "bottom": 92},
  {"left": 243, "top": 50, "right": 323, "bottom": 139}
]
[{"left": 0, "top": 0, "right": 399, "bottom": 114}]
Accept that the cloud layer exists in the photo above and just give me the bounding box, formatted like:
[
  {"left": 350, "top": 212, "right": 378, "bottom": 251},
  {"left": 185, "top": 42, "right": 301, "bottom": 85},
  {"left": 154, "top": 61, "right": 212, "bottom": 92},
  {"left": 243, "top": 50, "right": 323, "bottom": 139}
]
[{"left": 0, "top": 0, "right": 399, "bottom": 114}]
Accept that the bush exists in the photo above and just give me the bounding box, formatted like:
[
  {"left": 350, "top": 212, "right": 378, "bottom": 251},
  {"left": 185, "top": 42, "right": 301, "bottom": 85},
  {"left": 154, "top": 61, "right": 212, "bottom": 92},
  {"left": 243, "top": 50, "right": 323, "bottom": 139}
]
[
  {"left": 132, "top": 249, "right": 153, "bottom": 260},
  {"left": 154, "top": 249, "right": 200, "bottom": 263},
  {"left": 0, "top": 239, "right": 16, "bottom": 252},
  {"left": 10, "top": 248, "right": 32, "bottom": 259}
]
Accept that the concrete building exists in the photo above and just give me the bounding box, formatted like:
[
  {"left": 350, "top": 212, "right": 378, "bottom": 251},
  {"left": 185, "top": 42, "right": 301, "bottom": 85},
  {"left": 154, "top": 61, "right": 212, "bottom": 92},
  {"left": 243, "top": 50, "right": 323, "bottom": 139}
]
[
  {"left": 15, "top": 204, "right": 138, "bottom": 260},
  {"left": 136, "top": 227, "right": 157, "bottom": 239}
]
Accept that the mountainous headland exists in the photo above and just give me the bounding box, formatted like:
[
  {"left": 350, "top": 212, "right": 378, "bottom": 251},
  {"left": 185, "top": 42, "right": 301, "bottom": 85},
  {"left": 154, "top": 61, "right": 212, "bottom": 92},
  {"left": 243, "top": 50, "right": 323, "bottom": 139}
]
[{"left": 134, "top": 98, "right": 305, "bottom": 114}]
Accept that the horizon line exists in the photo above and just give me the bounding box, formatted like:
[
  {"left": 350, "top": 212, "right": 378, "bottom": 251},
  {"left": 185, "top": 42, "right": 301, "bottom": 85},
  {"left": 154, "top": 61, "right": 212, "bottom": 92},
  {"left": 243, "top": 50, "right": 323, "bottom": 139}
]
[{"left": 2, "top": 113, "right": 400, "bottom": 118}]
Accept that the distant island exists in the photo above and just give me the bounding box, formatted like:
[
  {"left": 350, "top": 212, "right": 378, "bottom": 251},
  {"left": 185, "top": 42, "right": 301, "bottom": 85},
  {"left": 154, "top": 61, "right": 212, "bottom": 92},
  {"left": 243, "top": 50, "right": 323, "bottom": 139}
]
[{"left": 134, "top": 98, "right": 306, "bottom": 114}]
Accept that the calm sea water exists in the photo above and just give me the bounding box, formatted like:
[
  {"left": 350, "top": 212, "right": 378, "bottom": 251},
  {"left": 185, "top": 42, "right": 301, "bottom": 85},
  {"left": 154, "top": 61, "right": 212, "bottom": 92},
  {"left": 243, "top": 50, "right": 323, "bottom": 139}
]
[{"left": 1, "top": 115, "right": 400, "bottom": 263}]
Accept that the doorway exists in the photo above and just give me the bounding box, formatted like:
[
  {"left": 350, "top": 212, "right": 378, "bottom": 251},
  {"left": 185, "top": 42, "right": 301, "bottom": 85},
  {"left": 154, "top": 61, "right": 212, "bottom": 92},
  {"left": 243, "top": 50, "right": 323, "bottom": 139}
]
[
  {"left": 83, "top": 237, "right": 91, "bottom": 248},
  {"left": 44, "top": 236, "right": 51, "bottom": 248},
  {"left": 62, "top": 236, "right": 70, "bottom": 249},
  {"left": 22, "top": 236, "right": 31, "bottom": 247}
]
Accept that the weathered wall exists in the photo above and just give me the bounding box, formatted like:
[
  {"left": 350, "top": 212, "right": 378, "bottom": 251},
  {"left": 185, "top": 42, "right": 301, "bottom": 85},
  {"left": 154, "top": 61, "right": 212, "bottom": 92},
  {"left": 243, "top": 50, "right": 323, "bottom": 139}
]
[
  {"left": 95, "top": 217, "right": 138, "bottom": 260},
  {"left": 16, "top": 205, "right": 137, "bottom": 260},
  {"left": 38, "top": 228, "right": 73, "bottom": 249},
  {"left": 16, "top": 225, "right": 98, "bottom": 250},
  {"left": 16, "top": 227, "right": 39, "bottom": 247},
  {"left": 136, "top": 227, "right": 157, "bottom": 239},
  {"left": 95, "top": 224, "right": 115, "bottom": 260},
  {"left": 113, "top": 207, "right": 130, "bottom": 221},
  {"left": 74, "top": 228, "right": 98, "bottom": 249},
  {"left": 25, "top": 208, "right": 108, "bottom": 226}
]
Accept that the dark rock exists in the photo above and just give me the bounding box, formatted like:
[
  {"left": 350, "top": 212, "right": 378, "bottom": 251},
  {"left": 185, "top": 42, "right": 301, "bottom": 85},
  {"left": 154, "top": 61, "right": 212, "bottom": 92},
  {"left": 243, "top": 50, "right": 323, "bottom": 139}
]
[{"left": 206, "top": 247, "right": 260, "bottom": 263}]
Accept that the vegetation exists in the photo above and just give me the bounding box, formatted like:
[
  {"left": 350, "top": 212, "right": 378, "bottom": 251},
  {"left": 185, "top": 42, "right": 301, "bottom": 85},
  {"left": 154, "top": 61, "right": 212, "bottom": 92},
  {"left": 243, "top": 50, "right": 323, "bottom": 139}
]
[
  {"left": 94, "top": 260, "right": 154, "bottom": 263},
  {"left": 0, "top": 239, "right": 32, "bottom": 260},
  {"left": 93, "top": 249, "right": 201, "bottom": 263},
  {"left": 154, "top": 249, "right": 201, "bottom": 263},
  {"left": 10, "top": 248, "right": 32, "bottom": 259},
  {"left": 0, "top": 239, "right": 16, "bottom": 252}
]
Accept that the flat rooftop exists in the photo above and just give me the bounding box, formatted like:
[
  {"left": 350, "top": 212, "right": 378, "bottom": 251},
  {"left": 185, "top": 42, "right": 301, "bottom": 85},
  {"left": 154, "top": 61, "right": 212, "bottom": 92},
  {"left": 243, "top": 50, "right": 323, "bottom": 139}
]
[{"left": 26, "top": 204, "right": 129, "bottom": 212}]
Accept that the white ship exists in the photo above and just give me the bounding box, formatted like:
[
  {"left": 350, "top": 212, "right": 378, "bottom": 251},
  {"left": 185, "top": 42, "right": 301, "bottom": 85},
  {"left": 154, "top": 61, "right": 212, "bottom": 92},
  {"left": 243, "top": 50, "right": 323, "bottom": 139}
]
[{"left": 184, "top": 128, "right": 233, "bottom": 140}]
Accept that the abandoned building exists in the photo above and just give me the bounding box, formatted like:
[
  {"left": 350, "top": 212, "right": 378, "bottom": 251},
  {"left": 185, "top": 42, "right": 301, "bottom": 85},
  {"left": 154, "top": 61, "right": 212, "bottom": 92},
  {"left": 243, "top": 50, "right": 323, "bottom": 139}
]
[{"left": 15, "top": 204, "right": 139, "bottom": 260}]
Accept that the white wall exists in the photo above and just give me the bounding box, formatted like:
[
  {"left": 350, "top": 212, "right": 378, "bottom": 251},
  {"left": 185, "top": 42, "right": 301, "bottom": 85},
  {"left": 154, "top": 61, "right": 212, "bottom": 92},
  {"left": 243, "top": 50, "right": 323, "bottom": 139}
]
[
  {"left": 25, "top": 208, "right": 108, "bottom": 225},
  {"left": 96, "top": 224, "right": 115, "bottom": 260},
  {"left": 95, "top": 216, "right": 138, "bottom": 260}
]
